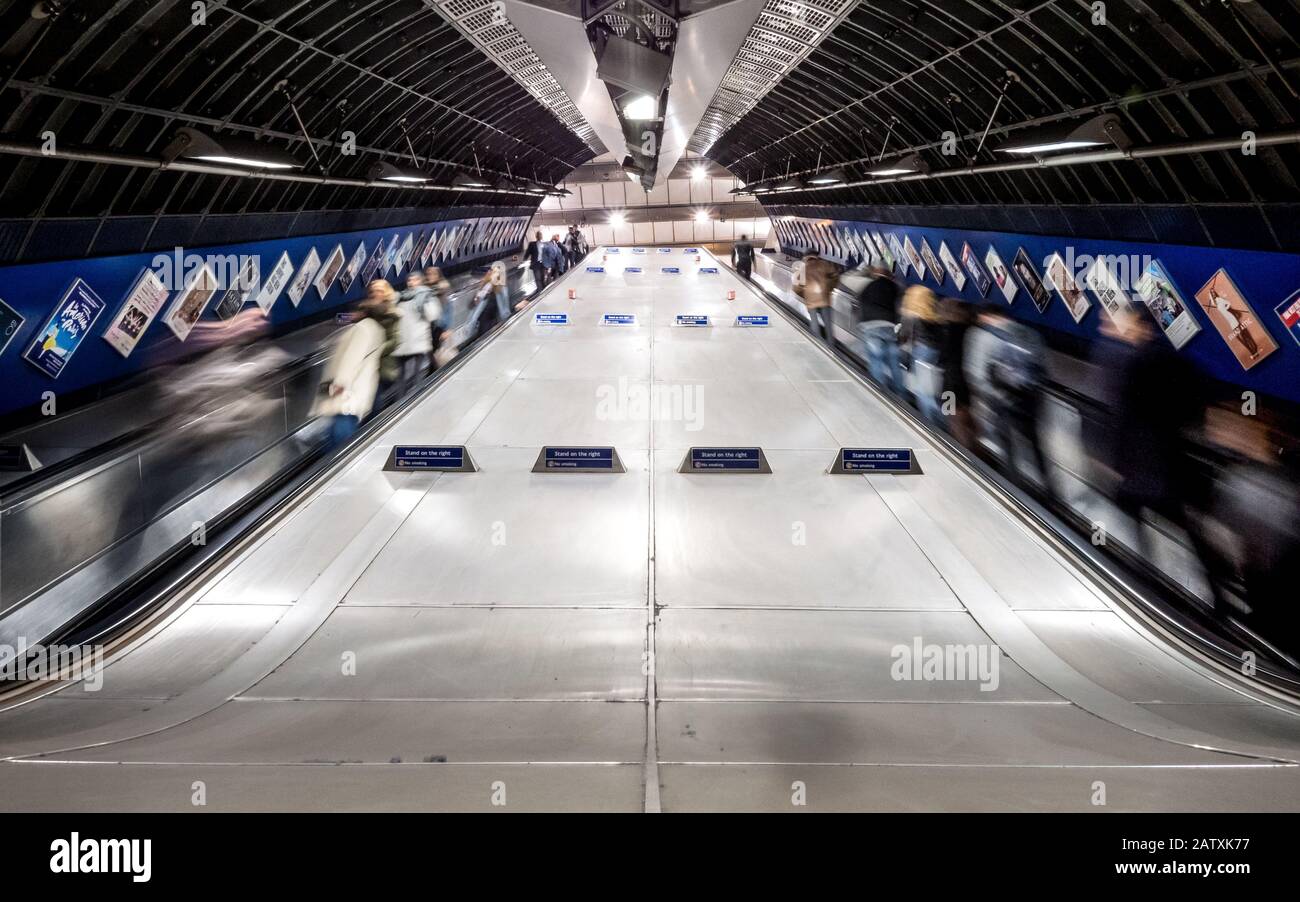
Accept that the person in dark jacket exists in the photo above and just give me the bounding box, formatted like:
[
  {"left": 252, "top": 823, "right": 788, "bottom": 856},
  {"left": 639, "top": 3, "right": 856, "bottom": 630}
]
[
  {"left": 855, "top": 266, "right": 901, "bottom": 393},
  {"left": 732, "top": 234, "right": 755, "bottom": 280},
  {"left": 523, "top": 230, "right": 546, "bottom": 293}
]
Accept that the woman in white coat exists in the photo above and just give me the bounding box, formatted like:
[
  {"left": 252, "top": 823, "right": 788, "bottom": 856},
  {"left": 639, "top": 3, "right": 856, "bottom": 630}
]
[{"left": 312, "top": 290, "right": 393, "bottom": 446}]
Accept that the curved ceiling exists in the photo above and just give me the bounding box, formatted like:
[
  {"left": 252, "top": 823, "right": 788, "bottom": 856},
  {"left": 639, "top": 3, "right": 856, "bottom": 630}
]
[
  {"left": 703, "top": 0, "right": 1300, "bottom": 209},
  {"left": 0, "top": 0, "right": 594, "bottom": 219}
]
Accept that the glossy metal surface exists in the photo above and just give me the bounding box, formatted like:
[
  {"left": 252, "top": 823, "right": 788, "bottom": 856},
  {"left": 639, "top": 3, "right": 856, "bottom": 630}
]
[{"left": 2, "top": 251, "right": 1298, "bottom": 812}]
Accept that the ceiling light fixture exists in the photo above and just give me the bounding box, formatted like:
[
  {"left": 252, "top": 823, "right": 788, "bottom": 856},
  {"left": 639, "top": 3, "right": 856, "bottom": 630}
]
[
  {"left": 806, "top": 167, "right": 846, "bottom": 185},
  {"left": 867, "top": 152, "right": 929, "bottom": 177},
  {"left": 996, "top": 114, "right": 1131, "bottom": 156},
  {"left": 622, "top": 94, "right": 659, "bottom": 121},
  {"left": 369, "top": 161, "right": 433, "bottom": 183},
  {"left": 163, "top": 127, "right": 301, "bottom": 170}
]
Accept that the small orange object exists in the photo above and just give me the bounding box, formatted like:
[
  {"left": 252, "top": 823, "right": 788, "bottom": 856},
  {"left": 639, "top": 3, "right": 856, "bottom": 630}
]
[
  {"left": 726, "top": 289, "right": 736, "bottom": 300},
  {"left": 568, "top": 288, "right": 576, "bottom": 299}
]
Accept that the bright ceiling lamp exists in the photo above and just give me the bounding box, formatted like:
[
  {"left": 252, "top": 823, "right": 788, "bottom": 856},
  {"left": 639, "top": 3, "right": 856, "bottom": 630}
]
[
  {"left": 164, "top": 127, "right": 300, "bottom": 170},
  {"left": 451, "top": 170, "right": 492, "bottom": 189},
  {"left": 610, "top": 211, "right": 627, "bottom": 227},
  {"left": 772, "top": 175, "right": 804, "bottom": 192},
  {"left": 622, "top": 94, "right": 659, "bottom": 120},
  {"left": 693, "top": 210, "right": 711, "bottom": 224},
  {"left": 691, "top": 164, "right": 708, "bottom": 180},
  {"left": 996, "top": 114, "right": 1131, "bottom": 155},
  {"left": 369, "top": 161, "right": 433, "bottom": 183},
  {"left": 806, "top": 167, "right": 846, "bottom": 185},
  {"left": 867, "top": 152, "right": 929, "bottom": 177}
]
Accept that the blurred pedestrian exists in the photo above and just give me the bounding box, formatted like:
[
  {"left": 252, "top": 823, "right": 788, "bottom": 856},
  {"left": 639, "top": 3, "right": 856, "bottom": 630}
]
[{"left": 313, "top": 289, "right": 394, "bottom": 446}]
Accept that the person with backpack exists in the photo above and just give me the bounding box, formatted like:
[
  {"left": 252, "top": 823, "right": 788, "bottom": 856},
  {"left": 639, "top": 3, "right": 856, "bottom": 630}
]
[{"left": 732, "top": 234, "right": 755, "bottom": 280}]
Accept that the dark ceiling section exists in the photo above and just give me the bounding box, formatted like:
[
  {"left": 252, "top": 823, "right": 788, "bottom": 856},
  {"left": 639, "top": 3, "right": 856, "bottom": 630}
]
[
  {"left": 706, "top": 0, "right": 1300, "bottom": 246},
  {"left": 0, "top": 0, "right": 592, "bottom": 222}
]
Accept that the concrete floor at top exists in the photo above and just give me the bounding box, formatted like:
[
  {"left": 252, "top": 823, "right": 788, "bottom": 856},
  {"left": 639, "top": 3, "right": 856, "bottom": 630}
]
[{"left": 2, "top": 249, "right": 1298, "bottom": 812}]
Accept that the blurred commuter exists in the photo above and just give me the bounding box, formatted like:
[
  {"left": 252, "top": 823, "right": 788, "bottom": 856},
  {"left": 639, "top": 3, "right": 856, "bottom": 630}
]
[
  {"left": 940, "top": 298, "right": 977, "bottom": 445},
  {"left": 313, "top": 292, "right": 394, "bottom": 446},
  {"left": 797, "top": 251, "right": 840, "bottom": 348},
  {"left": 393, "top": 273, "right": 438, "bottom": 397},
  {"left": 971, "top": 306, "right": 1050, "bottom": 494},
  {"left": 1202, "top": 404, "right": 1300, "bottom": 652},
  {"left": 854, "top": 265, "right": 901, "bottom": 393},
  {"left": 565, "top": 226, "right": 583, "bottom": 266},
  {"left": 899, "top": 284, "right": 944, "bottom": 423},
  {"left": 732, "top": 234, "right": 755, "bottom": 280},
  {"left": 523, "top": 230, "right": 547, "bottom": 293},
  {"left": 423, "top": 266, "right": 453, "bottom": 368},
  {"left": 1092, "top": 308, "right": 1210, "bottom": 564}
]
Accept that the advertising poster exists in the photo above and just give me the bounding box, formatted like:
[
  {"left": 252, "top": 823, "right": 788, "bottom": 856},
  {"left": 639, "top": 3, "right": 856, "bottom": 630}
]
[
  {"left": 314, "top": 244, "right": 345, "bottom": 299},
  {"left": 985, "top": 246, "right": 1017, "bottom": 303},
  {"left": 257, "top": 251, "right": 294, "bottom": 314},
  {"left": 339, "top": 242, "right": 366, "bottom": 295},
  {"left": 382, "top": 234, "right": 401, "bottom": 274},
  {"left": 395, "top": 232, "right": 415, "bottom": 274},
  {"left": 420, "top": 230, "right": 439, "bottom": 267},
  {"left": 212, "top": 256, "right": 260, "bottom": 321},
  {"left": 103, "top": 268, "right": 169, "bottom": 356},
  {"left": 360, "top": 238, "right": 386, "bottom": 287},
  {"left": 0, "top": 296, "right": 23, "bottom": 358},
  {"left": 410, "top": 231, "right": 428, "bottom": 268},
  {"left": 920, "top": 238, "right": 944, "bottom": 287},
  {"left": 938, "top": 240, "right": 967, "bottom": 291},
  {"left": 872, "top": 231, "right": 896, "bottom": 271},
  {"left": 164, "top": 263, "right": 219, "bottom": 341},
  {"left": 1194, "top": 268, "right": 1278, "bottom": 371},
  {"left": 23, "top": 278, "right": 107, "bottom": 378},
  {"left": 288, "top": 247, "right": 322, "bottom": 307},
  {"left": 1134, "top": 259, "right": 1200, "bottom": 350},
  {"left": 903, "top": 236, "right": 926, "bottom": 281},
  {"left": 889, "top": 234, "right": 908, "bottom": 275},
  {"left": 960, "top": 242, "right": 991, "bottom": 297},
  {"left": 1044, "top": 252, "right": 1092, "bottom": 323},
  {"left": 1012, "top": 247, "right": 1052, "bottom": 312},
  {"left": 1275, "top": 289, "right": 1300, "bottom": 349},
  {"left": 1083, "top": 256, "right": 1134, "bottom": 333}
]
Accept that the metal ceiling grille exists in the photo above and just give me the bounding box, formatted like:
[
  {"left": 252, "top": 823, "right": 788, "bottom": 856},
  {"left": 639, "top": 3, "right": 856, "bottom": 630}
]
[
  {"left": 688, "top": 0, "right": 858, "bottom": 154},
  {"left": 431, "top": 0, "right": 606, "bottom": 153},
  {"left": 701, "top": 0, "right": 1300, "bottom": 251}
]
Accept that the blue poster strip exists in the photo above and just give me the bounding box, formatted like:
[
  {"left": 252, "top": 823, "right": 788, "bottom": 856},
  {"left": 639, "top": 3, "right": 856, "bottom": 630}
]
[
  {"left": 841, "top": 448, "right": 912, "bottom": 472},
  {"left": 22, "top": 279, "right": 107, "bottom": 378},
  {"left": 392, "top": 446, "right": 466, "bottom": 469},
  {"left": 690, "top": 448, "right": 761, "bottom": 470},
  {"left": 545, "top": 447, "right": 614, "bottom": 469}
]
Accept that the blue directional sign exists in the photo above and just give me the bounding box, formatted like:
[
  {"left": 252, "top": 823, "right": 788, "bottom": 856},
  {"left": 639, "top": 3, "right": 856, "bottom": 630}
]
[
  {"left": 607, "top": 247, "right": 620, "bottom": 254},
  {"left": 601, "top": 313, "right": 637, "bottom": 326},
  {"left": 700, "top": 267, "right": 719, "bottom": 274},
  {"left": 632, "top": 247, "right": 646, "bottom": 254},
  {"left": 586, "top": 266, "right": 606, "bottom": 273},
  {"left": 534, "top": 312, "right": 569, "bottom": 325},
  {"left": 625, "top": 267, "right": 643, "bottom": 274},
  {"left": 681, "top": 447, "right": 772, "bottom": 474},
  {"left": 676, "top": 314, "right": 709, "bottom": 327},
  {"left": 735, "top": 315, "right": 770, "bottom": 327},
  {"left": 385, "top": 445, "right": 477, "bottom": 472},
  {"left": 834, "top": 448, "right": 915, "bottom": 474},
  {"left": 657, "top": 248, "right": 672, "bottom": 254},
  {"left": 662, "top": 266, "right": 681, "bottom": 274},
  {"left": 683, "top": 248, "right": 700, "bottom": 254},
  {"left": 533, "top": 446, "right": 625, "bottom": 473}
]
